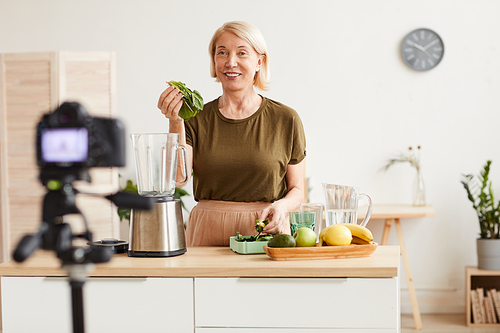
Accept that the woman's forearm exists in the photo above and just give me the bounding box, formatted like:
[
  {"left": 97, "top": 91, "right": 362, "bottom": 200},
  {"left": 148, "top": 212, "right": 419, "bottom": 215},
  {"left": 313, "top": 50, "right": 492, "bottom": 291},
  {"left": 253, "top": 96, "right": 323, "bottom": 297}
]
[
  {"left": 275, "top": 184, "right": 304, "bottom": 213},
  {"left": 169, "top": 120, "right": 193, "bottom": 186},
  {"left": 283, "top": 159, "right": 305, "bottom": 207}
]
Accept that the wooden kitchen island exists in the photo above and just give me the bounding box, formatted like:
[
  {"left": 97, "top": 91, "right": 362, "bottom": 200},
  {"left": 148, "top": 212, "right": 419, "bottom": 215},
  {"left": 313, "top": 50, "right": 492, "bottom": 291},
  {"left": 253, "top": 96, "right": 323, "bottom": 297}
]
[{"left": 1, "top": 246, "right": 400, "bottom": 333}]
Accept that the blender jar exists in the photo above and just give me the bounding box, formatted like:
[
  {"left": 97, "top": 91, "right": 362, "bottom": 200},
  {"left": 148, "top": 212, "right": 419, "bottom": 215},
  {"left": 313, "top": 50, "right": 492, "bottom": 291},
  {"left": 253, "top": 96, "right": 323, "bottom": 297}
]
[{"left": 131, "top": 133, "right": 187, "bottom": 197}]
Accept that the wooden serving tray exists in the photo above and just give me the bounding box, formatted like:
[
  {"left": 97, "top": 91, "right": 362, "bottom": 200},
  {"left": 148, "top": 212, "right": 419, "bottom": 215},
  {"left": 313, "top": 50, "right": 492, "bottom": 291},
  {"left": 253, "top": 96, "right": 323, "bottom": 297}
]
[{"left": 263, "top": 242, "right": 378, "bottom": 261}]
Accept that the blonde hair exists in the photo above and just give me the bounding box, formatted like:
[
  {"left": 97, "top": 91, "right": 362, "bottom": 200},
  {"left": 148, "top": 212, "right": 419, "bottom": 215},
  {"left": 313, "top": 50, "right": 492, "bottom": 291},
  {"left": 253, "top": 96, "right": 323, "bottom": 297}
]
[{"left": 209, "top": 21, "right": 270, "bottom": 91}]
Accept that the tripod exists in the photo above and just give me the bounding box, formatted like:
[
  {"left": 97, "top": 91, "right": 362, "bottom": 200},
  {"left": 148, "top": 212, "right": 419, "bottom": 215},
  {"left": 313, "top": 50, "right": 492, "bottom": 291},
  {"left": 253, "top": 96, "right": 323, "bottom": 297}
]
[{"left": 13, "top": 178, "right": 151, "bottom": 333}]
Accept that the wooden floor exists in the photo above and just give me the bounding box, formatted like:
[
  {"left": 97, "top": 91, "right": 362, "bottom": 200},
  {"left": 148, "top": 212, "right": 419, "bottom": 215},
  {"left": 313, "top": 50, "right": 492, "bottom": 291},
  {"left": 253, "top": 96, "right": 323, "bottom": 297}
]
[{"left": 402, "top": 314, "right": 500, "bottom": 332}]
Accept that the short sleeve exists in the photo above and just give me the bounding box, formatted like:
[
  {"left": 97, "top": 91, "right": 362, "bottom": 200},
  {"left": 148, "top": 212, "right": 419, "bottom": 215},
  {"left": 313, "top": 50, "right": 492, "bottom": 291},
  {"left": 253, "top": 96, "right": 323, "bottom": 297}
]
[
  {"left": 185, "top": 120, "right": 194, "bottom": 147},
  {"left": 289, "top": 115, "right": 307, "bottom": 165}
]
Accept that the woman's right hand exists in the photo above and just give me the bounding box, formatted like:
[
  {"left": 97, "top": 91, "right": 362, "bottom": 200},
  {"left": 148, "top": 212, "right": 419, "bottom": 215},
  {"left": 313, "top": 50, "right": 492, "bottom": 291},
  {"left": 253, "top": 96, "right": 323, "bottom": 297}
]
[
  {"left": 157, "top": 84, "right": 184, "bottom": 123},
  {"left": 157, "top": 84, "right": 193, "bottom": 185}
]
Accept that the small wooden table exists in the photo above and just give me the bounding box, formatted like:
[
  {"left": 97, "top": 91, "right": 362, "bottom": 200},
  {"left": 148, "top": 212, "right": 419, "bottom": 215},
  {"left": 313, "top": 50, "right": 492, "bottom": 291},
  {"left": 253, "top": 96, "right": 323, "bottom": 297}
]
[{"left": 359, "top": 204, "right": 435, "bottom": 330}]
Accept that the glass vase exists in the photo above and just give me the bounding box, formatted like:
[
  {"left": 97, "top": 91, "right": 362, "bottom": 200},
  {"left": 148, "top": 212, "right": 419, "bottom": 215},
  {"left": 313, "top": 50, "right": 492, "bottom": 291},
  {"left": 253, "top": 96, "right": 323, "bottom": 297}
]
[{"left": 412, "top": 167, "right": 426, "bottom": 206}]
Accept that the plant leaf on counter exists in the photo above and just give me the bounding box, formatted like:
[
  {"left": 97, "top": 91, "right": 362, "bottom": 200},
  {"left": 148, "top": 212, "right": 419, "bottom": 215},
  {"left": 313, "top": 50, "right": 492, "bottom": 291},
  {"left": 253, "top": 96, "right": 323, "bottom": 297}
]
[{"left": 235, "top": 219, "right": 271, "bottom": 242}]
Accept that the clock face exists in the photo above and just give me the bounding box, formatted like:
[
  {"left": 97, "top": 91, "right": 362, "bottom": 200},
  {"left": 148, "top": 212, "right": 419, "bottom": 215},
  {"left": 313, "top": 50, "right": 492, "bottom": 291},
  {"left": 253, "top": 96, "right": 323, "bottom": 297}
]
[{"left": 401, "top": 28, "right": 444, "bottom": 71}]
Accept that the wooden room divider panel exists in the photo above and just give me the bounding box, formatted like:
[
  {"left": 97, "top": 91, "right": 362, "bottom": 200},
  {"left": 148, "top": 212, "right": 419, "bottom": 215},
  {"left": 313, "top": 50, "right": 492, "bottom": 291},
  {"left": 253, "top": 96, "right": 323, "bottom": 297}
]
[{"left": 0, "top": 52, "right": 119, "bottom": 263}]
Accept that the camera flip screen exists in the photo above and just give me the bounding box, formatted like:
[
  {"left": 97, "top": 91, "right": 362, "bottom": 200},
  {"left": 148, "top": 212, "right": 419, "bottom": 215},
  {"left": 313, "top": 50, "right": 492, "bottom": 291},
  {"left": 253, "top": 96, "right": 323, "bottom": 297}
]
[{"left": 41, "top": 128, "right": 89, "bottom": 163}]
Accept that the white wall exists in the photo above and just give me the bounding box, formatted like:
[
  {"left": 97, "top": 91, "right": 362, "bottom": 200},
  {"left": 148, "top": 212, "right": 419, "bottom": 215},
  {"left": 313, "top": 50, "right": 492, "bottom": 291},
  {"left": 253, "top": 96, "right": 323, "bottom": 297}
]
[{"left": 2, "top": 0, "right": 500, "bottom": 314}]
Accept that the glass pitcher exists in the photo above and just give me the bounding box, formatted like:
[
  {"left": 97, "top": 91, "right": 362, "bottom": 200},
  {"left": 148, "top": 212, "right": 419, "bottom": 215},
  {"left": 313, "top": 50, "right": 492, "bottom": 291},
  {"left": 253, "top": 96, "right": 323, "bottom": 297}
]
[
  {"left": 322, "top": 183, "right": 373, "bottom": 227},
  {"left": 131, "top": 133, "right": 188, "bottom": 197}
]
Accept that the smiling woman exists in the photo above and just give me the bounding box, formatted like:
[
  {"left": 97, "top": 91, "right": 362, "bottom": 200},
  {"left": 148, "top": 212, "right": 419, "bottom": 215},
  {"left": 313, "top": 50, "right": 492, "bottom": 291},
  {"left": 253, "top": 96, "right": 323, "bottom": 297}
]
[
  {"left": 212, "top": 30, "right": 264, "bottom": 115},
  {"left": 209, "top": 21, "right": 270, "bottom": 92},
  {"left": 157, "top": 21, "right": 307, "bottom": 246}
]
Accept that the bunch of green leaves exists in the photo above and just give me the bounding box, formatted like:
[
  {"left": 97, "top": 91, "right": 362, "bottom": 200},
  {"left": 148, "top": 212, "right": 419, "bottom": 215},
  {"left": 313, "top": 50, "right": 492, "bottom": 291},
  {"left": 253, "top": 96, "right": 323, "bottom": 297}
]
[
  {"left": 117, "top": 177, "right": 138, "bottom": 222},
  {"left": 235, "top": 219, "right": 272, "bottom": 242},
  {"left": 254, "top": 219, "right": 269, "bottom": 239},
  {"left": 117, "top": 175, "right": 190, "bottom": 222},
  {"left": 174, "top": 187, "right": 190, "bottom": 211},
  {"left": 461, "top": 160, "right": 500, "bottom": 239},
  {"left": 168, "top": 81, "right": 204, "bottom": 121}
]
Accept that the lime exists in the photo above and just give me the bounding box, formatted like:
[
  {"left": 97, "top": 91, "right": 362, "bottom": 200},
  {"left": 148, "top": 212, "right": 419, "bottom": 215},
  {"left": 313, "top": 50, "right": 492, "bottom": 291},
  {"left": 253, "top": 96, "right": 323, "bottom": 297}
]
[{"left": 293, "top": 227, "right": 317, "bottom": 247}]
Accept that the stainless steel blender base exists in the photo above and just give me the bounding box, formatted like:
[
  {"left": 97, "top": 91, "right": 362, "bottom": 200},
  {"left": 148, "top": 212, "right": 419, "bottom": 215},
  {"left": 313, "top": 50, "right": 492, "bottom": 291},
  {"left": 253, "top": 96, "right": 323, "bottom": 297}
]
[{"left": 128, "top": 197, "right": 187, "bottom": 257}]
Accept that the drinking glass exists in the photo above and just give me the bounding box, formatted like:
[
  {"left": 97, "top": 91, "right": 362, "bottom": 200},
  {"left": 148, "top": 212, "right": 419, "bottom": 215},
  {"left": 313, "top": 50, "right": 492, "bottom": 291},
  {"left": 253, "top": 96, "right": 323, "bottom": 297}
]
[
  {"left": 300, "top": 203, "right": 324, "bottom": 237},
  {"left": 289, "top": 211, "right": 316, "bottom": 235}
]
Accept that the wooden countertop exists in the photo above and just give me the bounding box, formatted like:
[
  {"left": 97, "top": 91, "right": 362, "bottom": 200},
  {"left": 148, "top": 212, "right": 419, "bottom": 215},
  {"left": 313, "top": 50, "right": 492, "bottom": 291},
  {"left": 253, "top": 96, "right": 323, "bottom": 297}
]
[{"left": 0, "top": 245, "right": 399, "bottom": 278}]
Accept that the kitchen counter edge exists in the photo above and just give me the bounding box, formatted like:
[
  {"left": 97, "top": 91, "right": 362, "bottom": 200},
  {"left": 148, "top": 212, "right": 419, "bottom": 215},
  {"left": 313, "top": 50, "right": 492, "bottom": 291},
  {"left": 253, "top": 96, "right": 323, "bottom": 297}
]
[{"left": 0, "top": 245, "right": 400, "bottom": 278}]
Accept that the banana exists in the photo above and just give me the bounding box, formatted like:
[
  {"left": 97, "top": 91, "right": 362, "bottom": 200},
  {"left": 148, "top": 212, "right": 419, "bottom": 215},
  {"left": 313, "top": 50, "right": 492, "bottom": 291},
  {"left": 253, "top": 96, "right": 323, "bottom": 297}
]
[
  {"left": 338, "top": 223, "right": 373, "bottom": 243},
  {"left": 350, "top": 235, "right": 371, "bottom": 245}
]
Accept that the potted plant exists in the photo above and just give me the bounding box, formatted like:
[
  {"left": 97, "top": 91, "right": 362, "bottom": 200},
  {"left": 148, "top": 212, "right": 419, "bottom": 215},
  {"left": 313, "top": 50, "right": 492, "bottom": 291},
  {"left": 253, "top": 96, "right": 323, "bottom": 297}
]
[{"left": 461, "top": 160, "right": 500, "bottom": 270}]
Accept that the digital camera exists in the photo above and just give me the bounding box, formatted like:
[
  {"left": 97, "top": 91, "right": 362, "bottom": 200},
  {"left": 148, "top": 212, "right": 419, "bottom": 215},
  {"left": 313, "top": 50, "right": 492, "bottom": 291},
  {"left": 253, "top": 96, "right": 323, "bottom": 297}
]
[{"left": 36, "top": 102, "right": 126, "bottom": 183}]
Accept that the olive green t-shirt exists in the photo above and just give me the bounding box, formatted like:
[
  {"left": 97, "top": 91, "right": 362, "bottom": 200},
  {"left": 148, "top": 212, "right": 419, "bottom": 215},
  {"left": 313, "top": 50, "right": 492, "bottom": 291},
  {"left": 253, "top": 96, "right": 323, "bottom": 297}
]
[{"left": 185, "top": 96, "right": 306, "bottom": 202}]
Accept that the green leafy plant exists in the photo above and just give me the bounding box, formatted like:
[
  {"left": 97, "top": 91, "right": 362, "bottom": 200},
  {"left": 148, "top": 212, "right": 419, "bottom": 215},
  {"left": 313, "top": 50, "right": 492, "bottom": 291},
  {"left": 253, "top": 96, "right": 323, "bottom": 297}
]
[
  {"left": 235, "top": 219, "right": 272, "bottom": 242},
  {"left": 117, "top": 178, "right": 139, "bottom": 222},
  {"left": 117, "top": 175, "right": 190, "bottom": 222},
  {"left": 461, "top": 160, "right": 500, "bottom": 239},
  {"left": 168, "top": 81, "right": 204, "bottom": 121}
]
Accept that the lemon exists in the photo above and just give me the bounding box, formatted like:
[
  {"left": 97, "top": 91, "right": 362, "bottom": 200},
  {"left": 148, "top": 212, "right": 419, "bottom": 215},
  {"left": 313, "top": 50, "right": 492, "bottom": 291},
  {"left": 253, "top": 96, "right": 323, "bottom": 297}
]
[
  {"left": 318, "top": 225, "right": 333, "bottom": 242},
  {"left": 323, "top": 225, "right": 352, "bottom": 246}
]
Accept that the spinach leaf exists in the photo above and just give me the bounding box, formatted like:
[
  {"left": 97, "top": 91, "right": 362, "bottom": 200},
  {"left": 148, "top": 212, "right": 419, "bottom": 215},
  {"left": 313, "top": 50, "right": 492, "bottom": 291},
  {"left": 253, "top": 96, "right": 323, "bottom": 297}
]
[
  {"left": 168, "top": 81, "right": 204, "bottom": 121},
  {"left": 235, "top": 219, "right": 271, "bottom": 242}
]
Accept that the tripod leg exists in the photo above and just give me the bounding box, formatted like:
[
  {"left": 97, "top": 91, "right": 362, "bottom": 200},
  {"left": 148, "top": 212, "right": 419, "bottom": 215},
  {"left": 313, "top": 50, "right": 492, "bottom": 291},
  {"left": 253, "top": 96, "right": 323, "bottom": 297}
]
[{"left": 70, "top": 279, "right": 85, "bottom": 333}]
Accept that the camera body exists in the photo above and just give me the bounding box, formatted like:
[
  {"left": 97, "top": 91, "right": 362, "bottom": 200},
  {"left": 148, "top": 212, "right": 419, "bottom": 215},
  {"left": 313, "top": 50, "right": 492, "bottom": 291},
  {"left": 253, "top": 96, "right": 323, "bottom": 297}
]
[{"left": 36, "top": 102, "right": 125, "bottom": 183}]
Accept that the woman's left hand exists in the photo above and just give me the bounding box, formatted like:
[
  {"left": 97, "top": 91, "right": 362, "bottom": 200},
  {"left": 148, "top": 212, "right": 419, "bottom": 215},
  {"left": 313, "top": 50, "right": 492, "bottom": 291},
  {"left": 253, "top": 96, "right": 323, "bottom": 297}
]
[
  {"left": 259, "top": 160, "right": 305, "bottom": 235},
  {"left": 260, "top": 202, "right": 290, "bottom": 235}
]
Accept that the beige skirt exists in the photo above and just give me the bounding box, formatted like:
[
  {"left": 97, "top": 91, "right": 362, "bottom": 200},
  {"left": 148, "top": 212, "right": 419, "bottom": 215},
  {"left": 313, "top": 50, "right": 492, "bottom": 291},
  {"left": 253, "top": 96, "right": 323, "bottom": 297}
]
[{"left": 186, "top": 200, "right": 271, "bottom": 246}]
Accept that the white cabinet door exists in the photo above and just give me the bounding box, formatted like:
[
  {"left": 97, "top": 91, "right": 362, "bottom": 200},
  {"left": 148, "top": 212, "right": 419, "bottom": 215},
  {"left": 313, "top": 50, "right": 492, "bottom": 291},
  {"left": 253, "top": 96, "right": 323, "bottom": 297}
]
[
  {"left": 1, "top": 276, "right": 194, "bottom": 333},
  {"left": 85, "top": 277, "right": 193, "bottom": 332},
  {"left": 2, "top": 277, "right": 72, "bottom": 332},
  {"left": 195, "top": 277, "right": 398, "bottom": 330}
]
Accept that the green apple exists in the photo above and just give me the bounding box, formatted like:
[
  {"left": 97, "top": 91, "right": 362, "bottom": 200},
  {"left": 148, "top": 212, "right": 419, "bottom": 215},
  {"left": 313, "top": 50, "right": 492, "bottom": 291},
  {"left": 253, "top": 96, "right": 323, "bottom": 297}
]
[{"left": 293, "top": 227, "right": 317, "bottom": 247}]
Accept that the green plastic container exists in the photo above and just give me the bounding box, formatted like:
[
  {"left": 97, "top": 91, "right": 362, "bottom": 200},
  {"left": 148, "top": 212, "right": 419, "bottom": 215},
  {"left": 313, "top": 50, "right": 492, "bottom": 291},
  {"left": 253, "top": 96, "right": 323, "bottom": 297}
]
[{"left": 229, "top": 236, "right": 268, "bottom": 254}]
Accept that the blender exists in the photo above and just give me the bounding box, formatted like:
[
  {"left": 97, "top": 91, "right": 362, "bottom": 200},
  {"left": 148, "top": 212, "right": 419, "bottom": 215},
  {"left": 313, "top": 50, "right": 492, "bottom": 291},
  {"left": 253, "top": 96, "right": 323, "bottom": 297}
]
[{"left": 128, "top": 133, "right": 188, "bottom": 257}]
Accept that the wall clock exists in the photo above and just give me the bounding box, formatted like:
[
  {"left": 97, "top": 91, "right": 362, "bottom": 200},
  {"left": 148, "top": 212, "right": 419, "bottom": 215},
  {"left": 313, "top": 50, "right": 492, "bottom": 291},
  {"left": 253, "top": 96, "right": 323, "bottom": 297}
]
[{"left": 401, "top": 28, "right": 444, "bottom": 71}]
